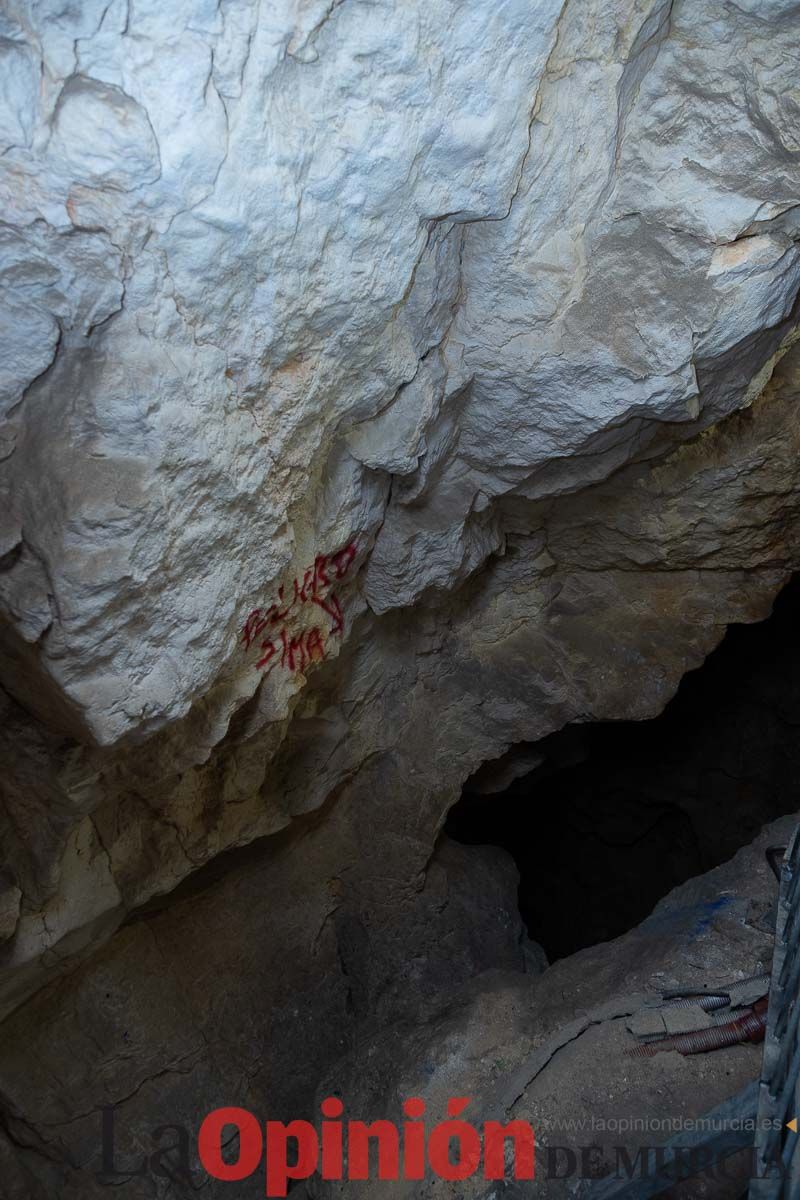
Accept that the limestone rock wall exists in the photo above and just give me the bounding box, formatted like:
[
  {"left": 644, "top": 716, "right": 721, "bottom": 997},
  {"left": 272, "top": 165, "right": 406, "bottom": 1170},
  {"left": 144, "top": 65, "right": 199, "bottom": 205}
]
[{"left": 1, "top": 0, "right": 800, "bottom": 1188}]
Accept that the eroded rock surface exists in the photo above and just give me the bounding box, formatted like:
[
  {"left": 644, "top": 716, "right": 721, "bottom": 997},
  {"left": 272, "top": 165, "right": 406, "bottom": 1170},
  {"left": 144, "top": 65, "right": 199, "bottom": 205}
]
[
  {"left": 0, "top": 835, "right": 529, "bottom": 1198},
  {"left": 309, "top": 814, "right": 794, "bottom": 1200},
  {"left": 1, "top": 0, "right": 800, "bottom": 1192}
]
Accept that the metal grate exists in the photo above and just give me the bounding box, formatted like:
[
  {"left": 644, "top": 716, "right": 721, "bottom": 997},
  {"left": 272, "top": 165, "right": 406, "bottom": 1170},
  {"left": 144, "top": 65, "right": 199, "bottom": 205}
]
[{"left": 750, "top": 824, "right": 800, "bottom": 1198}]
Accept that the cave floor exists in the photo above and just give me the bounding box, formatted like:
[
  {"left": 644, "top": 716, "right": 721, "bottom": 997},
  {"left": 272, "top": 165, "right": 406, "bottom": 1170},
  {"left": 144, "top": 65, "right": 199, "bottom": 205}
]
[{"left": 309, "top": 812, "right": 796, "bottom": 1200}]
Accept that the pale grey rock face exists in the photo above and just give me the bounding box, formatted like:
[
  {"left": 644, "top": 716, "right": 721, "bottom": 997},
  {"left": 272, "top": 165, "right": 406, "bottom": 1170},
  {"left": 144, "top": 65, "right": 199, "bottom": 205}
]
[
  {"left": 364, "top": 0, "right": 800, "bottom": 612},
  {"left": 0, "top": 0, "right": 800, "bottom": 1183},
  {"left": 0, "top": 0, "right": 566, "bottom": 747},
  {"left": 1, "top": 0, "right": 797, "bottom": 745}
]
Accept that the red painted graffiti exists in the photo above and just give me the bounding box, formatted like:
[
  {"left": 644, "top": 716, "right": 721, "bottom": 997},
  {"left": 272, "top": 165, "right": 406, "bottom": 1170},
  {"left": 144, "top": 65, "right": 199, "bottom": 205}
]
[
  {"left": 242, "top": 542, "right": 357, "bottom": 673},
  {"left": 311, "top": 591, "right": 343, "bottom": 636}
]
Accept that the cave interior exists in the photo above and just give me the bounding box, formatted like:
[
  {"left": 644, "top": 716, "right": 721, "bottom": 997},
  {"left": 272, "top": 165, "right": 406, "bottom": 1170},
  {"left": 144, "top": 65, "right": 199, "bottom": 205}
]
[{"left": 446, "top": 574, "right": 800, "bottom": 961}]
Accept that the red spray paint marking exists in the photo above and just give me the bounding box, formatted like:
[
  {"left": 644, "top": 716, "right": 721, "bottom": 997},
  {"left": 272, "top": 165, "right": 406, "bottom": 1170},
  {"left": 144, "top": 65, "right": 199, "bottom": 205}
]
[
  {"left": 242, "top": 542, "right": 356, "bottom": 673},
  {"left": 311, "top": 592, "right": 343, "bottom": 636},
  {"left": 256, "top": 639, "right": 277, "bottom": 670},
  {"left": 331, "top": 543, "right": 356, "bottom": 578},
  {"left": 242, "top": 609, "right": 268, "bottom": 650},
  {"left": 305, "top": 628, "right": 326, "bottom": 662}
]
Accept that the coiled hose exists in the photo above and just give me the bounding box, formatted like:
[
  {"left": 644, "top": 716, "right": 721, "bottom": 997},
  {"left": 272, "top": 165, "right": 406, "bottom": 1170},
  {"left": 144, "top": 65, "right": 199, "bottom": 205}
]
[
  {"left": 628, "top": 997, "right": 768, "bottom": 1058},
  {"left": 659, "top": 973, "right": 771, "bottom": 1013},
  {"left": 660, "top": 994, "right": 730, "bottom": 1013}
]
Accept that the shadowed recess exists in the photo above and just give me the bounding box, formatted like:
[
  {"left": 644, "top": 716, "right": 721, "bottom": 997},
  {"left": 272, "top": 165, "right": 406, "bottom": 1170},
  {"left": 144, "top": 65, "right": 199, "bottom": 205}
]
[{"left": 446, "top": 573, "right": 800, "bottom": 961}]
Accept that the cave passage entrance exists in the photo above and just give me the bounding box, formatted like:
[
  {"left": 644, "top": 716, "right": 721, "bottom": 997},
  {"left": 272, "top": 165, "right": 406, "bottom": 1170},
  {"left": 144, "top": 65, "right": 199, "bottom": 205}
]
[{"left": 445, "top": 575, "right": 800, "bottom": 963}]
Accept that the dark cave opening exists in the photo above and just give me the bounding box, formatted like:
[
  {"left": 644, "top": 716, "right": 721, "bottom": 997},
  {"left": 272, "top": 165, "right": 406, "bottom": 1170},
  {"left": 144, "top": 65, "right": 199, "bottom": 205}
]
[{"left": 445, "top": 574, "right": 800, "bottom": 963}]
